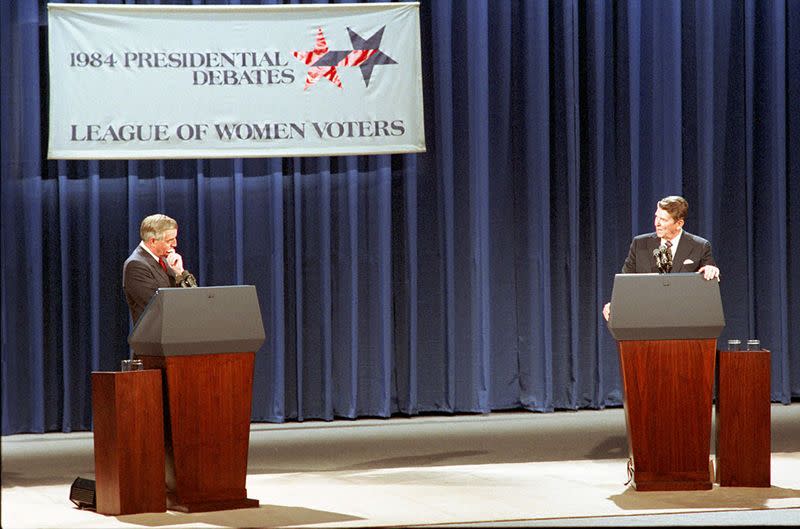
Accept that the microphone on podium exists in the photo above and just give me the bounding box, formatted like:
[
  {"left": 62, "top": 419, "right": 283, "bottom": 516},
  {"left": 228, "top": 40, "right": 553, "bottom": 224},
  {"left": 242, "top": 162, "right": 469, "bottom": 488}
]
[{"left": 653, "top": 246, "right": 672, "bottom": 274}]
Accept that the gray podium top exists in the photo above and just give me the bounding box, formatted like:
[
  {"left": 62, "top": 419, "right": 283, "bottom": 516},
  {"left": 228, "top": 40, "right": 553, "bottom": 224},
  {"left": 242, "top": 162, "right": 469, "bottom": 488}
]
[
  {"left": 128, "top": 285, "right": 266, "bottom": 356},
  {"left": 607, "top": 273, "right": 725, "bottom": 341}
]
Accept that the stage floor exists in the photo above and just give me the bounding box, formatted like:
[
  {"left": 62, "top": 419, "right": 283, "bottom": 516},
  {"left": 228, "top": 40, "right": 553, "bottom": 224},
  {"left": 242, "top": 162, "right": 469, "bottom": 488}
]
[{"left": 3, "top": 404, "right": 799, "bottom": 527}]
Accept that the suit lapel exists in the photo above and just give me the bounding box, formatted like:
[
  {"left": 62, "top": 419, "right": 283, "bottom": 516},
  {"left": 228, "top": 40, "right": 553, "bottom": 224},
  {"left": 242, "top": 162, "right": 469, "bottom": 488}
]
[
  {"left": 137, "top": 247, "right": 172, "bottom": 284},
  {"left": 672, "top": 232, "right": 693, "bottom": 272},
  {"left": 648, "top": 234, "right": 661, "bottom": 272}
]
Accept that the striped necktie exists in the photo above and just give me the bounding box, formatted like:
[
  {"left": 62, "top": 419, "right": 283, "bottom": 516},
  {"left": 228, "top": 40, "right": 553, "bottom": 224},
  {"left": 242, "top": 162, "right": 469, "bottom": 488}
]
[{"left": 664, "top": 240, "right": 673, "bottom": 272}]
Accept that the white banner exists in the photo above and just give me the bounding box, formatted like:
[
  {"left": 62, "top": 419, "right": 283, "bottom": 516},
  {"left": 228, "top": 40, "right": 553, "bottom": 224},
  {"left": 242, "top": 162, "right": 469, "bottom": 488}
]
[{"left": 47, "top": 3, "right": 424, "bottom": 159}]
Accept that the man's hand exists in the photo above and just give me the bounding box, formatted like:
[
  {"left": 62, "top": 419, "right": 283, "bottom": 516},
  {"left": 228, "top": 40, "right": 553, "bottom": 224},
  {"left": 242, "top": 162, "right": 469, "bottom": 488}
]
[
  {"left": 698, "top": 265, "right": 720, "bottom": 281},
  {"left": 603, "top": 302, "right": 611, "bottom": 321},
  {"left": 166, "top": 250, "right": 184, "bottom": 274}
]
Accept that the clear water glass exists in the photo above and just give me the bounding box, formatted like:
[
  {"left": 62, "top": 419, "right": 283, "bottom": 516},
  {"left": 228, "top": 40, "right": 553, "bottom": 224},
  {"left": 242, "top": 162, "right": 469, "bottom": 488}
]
[{"left": 746, "top": 339, "right": 761, "bottom": 351}]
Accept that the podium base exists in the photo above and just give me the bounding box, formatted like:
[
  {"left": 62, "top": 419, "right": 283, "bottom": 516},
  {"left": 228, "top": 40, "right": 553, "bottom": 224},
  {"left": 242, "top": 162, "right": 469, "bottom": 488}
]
[
  {"left": 633, "top": 480, "right": 713, "bottom": 491},
  {"left": 167, "top": 496, "right": 259, "bottom": 513},
  {"left": 631, "top": 459, "right": 715, "bottom": 491}
]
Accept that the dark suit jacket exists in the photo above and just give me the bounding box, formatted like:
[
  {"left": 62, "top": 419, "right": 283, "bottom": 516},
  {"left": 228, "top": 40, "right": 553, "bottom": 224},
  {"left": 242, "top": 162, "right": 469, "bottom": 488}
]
[
  {"left": 123, "top": 245, "right": 177, "bottom": 325},
  {"left": 622, "top": 231, "right": 716, "bottom": 274}
]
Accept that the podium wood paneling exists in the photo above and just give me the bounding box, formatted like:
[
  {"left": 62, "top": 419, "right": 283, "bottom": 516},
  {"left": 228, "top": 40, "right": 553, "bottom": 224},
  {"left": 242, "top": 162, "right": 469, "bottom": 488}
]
[
  {"left": 92, "top": 370, "right": 166, "bottom": 515},
  {"left": 138, "top": 352, "right": 258, "bottom": 512},
  {"left": 715, "top": 349, "right": 771, "bottom": 487},
  {"left": 618, "top": 339, "right": 716, "bottom": 491}
]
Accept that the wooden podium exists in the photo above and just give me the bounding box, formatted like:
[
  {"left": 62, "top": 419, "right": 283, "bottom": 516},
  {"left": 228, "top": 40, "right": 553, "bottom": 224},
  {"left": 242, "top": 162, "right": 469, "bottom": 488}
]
[
  {"left": 608, "top": 273, "right": 725, "bottom": 491},
  {"left": 92, "top": 370, "right": 166, "bottom": 515},
  {"left": 715, "top": 348, "right": 771, "bottom": 487},
  {"left": 617, "top": 339, "right": 716, "bottom": 490},
  {"left": 129, "top": 285, "right": 266, "bottom": 512}
]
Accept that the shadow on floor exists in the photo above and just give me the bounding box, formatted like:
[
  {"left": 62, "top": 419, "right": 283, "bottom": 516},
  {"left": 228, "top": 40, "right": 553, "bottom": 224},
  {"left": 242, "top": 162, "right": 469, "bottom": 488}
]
[
  {"left": 335, "top": 450, "right": 489, "bottom": 471},
  {"left": 609, "top": 484, "right": 800, "bottom": 511},
  {"left": 114, "top": 503, "right": 363, "bottom": 527}
]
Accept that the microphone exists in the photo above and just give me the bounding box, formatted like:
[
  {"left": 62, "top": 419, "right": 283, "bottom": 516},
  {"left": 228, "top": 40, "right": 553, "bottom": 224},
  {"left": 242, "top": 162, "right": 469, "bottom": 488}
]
[
  {"left": 653, "top": 247, "right": 665, "bottom": 273},
  {"left": 653, "top": 245, "right": 672, "bottom": 274},
  {"left": 184, "top": 272, "right": 198, "bottom": 288}
]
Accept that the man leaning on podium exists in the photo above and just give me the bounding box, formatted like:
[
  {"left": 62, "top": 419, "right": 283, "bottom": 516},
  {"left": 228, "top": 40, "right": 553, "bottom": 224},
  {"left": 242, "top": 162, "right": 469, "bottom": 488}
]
[
  {"left": 603, "top": 195, "right": 720, "bottom": 321},
  {"left": 123, "top": 213, "right": 197, "bottom": 324}
]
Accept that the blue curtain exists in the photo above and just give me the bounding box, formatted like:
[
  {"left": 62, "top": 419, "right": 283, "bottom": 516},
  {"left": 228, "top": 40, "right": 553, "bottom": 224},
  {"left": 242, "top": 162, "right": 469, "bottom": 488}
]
[{"left": 2, "top": 0, "right": 798, "bottom": 434}]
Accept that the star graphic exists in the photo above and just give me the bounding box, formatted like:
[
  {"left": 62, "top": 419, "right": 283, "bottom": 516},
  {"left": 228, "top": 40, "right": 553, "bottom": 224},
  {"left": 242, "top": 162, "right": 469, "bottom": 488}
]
[
  {"left": 292, "top": 26, "right": 398, "bottom": 90},
  {"left": 292, "top": 27, "right": 343, "bottom": 89},
  {"left": 346, "top": 26, "right": 397, "bottom": 87}
]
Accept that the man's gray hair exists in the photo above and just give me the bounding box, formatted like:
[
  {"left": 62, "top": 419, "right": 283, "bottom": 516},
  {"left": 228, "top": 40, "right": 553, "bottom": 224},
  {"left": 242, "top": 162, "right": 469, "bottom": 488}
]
[{"left": 139, "top": 214, "right": 177, "bottom": 242}]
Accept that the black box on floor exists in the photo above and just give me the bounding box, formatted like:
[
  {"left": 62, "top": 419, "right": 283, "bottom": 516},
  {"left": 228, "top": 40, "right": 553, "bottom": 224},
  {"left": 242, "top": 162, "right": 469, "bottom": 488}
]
[{"left": 69, "top": 477, "right": 96, "bottom": 510}]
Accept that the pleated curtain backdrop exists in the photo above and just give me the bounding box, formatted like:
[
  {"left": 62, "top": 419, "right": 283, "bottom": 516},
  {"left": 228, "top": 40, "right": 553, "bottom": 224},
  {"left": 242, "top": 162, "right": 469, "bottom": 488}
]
[{"left": 1, "top": 0, "right": 798, "bottom": 434}]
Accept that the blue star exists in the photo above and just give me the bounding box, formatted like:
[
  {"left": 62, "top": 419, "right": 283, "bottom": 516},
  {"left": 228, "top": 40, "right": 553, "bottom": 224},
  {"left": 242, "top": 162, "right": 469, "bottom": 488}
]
[{"left": 347, "top": 26, "right": 397, "bottom": 87}]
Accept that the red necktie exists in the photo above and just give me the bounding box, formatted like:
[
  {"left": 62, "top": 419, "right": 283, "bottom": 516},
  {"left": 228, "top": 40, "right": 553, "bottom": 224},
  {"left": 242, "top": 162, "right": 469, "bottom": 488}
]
[{"left": 159, "top": 258, "right": 168, "bottom": 273}]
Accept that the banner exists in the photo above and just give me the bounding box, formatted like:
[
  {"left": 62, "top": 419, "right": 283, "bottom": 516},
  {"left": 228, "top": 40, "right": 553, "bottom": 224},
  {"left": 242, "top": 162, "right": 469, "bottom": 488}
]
[{"left": 47, "top": 3, "right": 424, "bottom": 159}]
